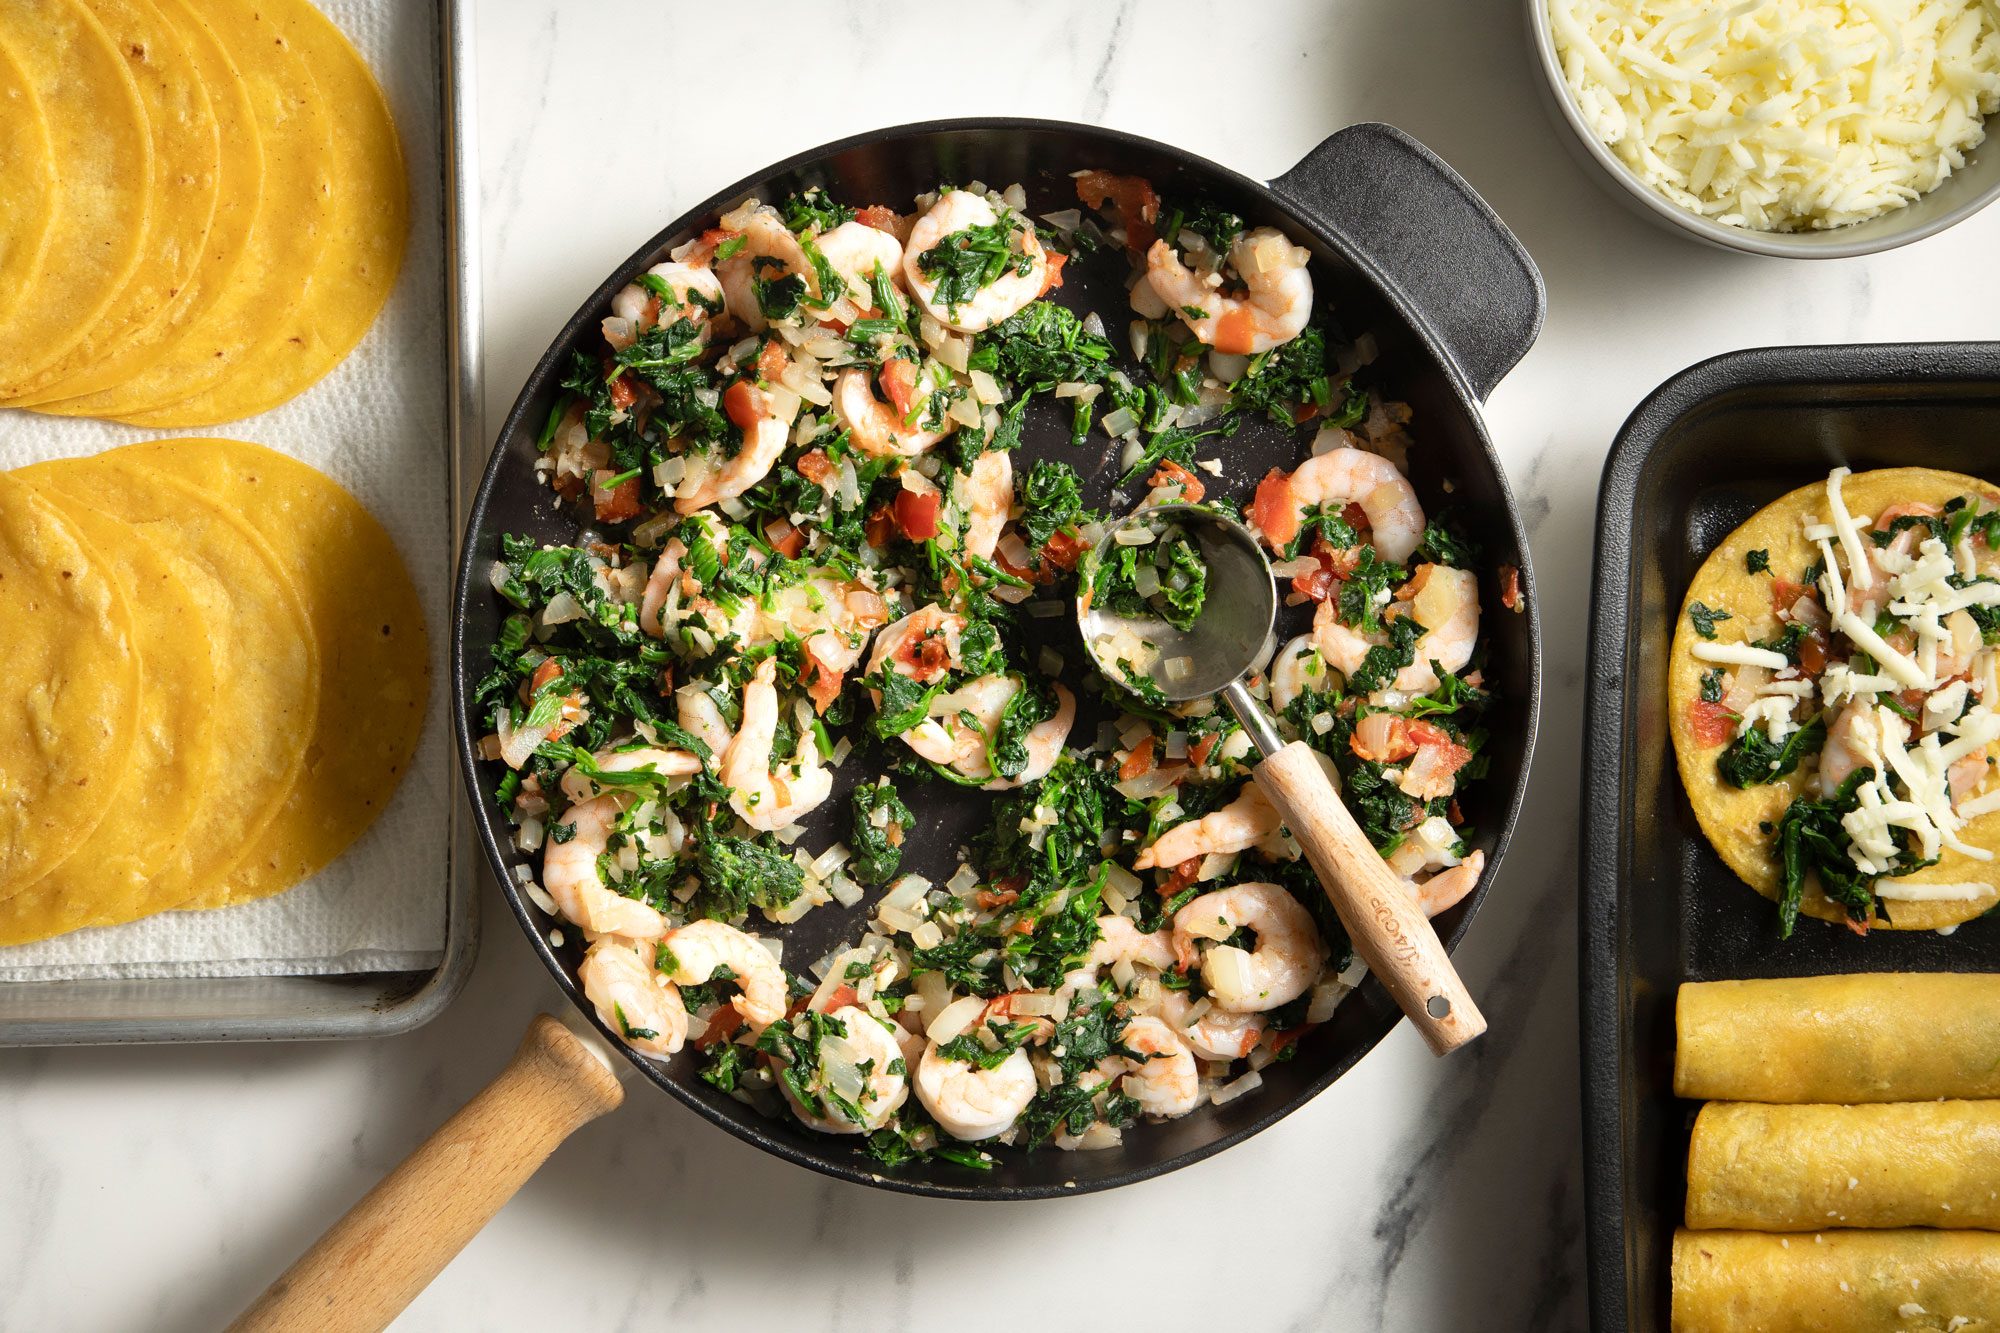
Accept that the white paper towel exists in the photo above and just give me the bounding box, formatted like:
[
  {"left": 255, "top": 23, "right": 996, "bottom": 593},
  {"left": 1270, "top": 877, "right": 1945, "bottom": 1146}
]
[{"left": 0, "top": 0, "right": 452, "bottom": 982}]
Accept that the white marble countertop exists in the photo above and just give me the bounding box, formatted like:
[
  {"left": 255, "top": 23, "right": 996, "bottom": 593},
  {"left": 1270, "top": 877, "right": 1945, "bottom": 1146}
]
[{"left": 8, "top": 2, "right": 2000, "bottom": 1329}]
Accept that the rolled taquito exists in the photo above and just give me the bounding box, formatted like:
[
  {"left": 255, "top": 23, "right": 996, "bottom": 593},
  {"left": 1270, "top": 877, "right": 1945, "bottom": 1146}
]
[
  {"left": 1676, "top": 974, "right": 2000, "bottom": 1103},
  {"left": 1687, "top": 1101, "right": 2000, "bottom": 1231},
  {"left": 1673, "top": 1228, "right": 2000, "bottom": 1331}
]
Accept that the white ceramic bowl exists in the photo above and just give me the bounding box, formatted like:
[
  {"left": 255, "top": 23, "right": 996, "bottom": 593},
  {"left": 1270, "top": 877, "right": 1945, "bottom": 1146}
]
[{"left": 1526, "top": 0, "right": 2000, "bottom": 258}]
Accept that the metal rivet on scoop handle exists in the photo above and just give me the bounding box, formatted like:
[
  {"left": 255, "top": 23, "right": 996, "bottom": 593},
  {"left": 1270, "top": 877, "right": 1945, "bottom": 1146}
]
[{"left": 1078, "top": 504, "right": 1487, "bottom": 1056}]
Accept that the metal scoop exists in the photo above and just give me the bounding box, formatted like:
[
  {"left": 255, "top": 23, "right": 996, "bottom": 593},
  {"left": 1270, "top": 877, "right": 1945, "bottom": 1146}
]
[{"left": 1078, "top": 503, "right": 1485, "bottom": 1055}]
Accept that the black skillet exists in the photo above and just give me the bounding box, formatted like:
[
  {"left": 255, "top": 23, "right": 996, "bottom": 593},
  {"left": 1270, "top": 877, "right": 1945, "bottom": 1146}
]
[
  {"left": 229, "top": 118, "right": 1547, "bottom": 1333},
  {"left": 451, "top": 119, "right": 1547, "bottom": 1199}
]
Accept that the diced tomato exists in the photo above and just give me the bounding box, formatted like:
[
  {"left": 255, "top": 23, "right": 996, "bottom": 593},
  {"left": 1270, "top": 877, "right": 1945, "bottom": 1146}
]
[
  {"left": 722, "top": 379, "right": 763, "bottom": 431},
  {"left": 756, "top": 339, "right": 790, "bottom": 382},
  {"left": 1213, "top": 307, "right": 1260, "bottom": 357},
  {"left": 865, "top": 504, "right": 894, "bottom": 549},
  {"left": 1341, "top": 501, "right": 1371, "bottom": 534},
  {"left": 591, "top": 473, "right": 642, "bottom": 522},
  {"left": 1073, "top": 170, "right": 1160, "bottom": 254},
  {"left": 764, "top": 517, "right": 805, "bottom": 560},
  {"left": 1162, "top": 856, "right": 1203, "bottom": 898},
  {"left": 1351, "top": 713, "right": 1417, "bottom": 763},
  {"left": 1770, "top": 579, "right": 1811, "bottom": 616},
  {"left": 697, "top": 1008, "right": 741, "bottom": 1049},
  {"left": 530, "top": 658, "right": 564, "bottom": 693},
  {"left": 1250, "top": 468, "right": 1297, "bottom": 549},
  {"left": 799, "top": 649, "right": 843, "bottom": 714},
  {"left": 607, "top": 373, "right": 638, "bottom": 411},
  {"left": 1798, "top": 630, "right": 1829, "bottom": 677},
  {"left": 1291, "top": 402, "right": 1319, "bottom": 427},
  {"left": 975, "top": 888, "right": 1021, "bottom": 910},
  {"left": 1686, "top": 699, "right": 1736, "bottom": 748},
  {"left": 1447, "top": 799, "right": 1464, "bottom": 825},
  {"left": 1292, "top": 566, "right": 1336, "bottom": 603},
  {"left": 1148, "top": 458, "right": 1207, "bottom": 504},
  {"left": 1120, "top": 736, "right": 1157, "bottom": 780},
  {"left": 1188, "top": 733, "right": 1218, "bottom": 768},
  {"left": 880, "top": 359, "right": 920, "bottom": 418},
  {"left": 1268, "top": 1024, "right": 1315, "bottom": 1054},
  {"left": 1500, "top": 564, "right": 1523, "bottom": 613},
  {"left": 1041, "top": 530, "right": 1087, "bottom": 572},
  {"left": 855, "top": 205, "right": 902, "bottom": 234},
  {"left": 1844, "top": 915, "right": 1873, "bottom": 938},
  {"left": 893, "top": 488, "right": 942, "bottom": 542},
  {"left": 1038, "top": 250, "right": 1068, "bottom": 297},
  {"left": 915, "top": 635, "right": 952, "bottom": 676},
  {"left": 796, "top": 449, "right": 834, "bottom": 485},
  {"left": 811, "top": 984, "right": 858, "bottom": 1014}
]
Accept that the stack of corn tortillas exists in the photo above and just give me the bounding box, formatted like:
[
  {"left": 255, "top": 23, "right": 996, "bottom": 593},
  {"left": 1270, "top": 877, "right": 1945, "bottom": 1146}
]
[
  {"left": 0, "top": 438, "right": 429, "bottom": 945},
  {"left": 0, "top": 0, "right": 406, "bottom": 427}
]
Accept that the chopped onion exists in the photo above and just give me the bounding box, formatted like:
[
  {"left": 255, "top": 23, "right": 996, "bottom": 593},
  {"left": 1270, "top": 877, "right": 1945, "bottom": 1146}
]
[
  {"left": 927, "top": 994, "right": 986, "bottom": 1043},
  {"left": 934, "top": 336, "right": 970, "bottom": 373},
  {"left": 1212, "top": 1069, "right": 1264, "bottom": 1106},
  {"left": 1164, "top": 656, "right": 1193, "bottom": 681}
]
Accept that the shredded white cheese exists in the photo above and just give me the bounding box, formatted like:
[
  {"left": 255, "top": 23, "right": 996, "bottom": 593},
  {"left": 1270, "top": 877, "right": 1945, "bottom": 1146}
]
[
  {"left": 1692, "top": 640, "right": 1793, "bottom": 670},
  {"left": 1550, "top": 0, "right": 2000, "bottom": 231}
]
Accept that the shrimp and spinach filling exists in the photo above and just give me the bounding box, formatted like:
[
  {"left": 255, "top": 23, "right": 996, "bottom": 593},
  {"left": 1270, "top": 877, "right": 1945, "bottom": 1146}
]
[
  {"left": 476, "top": 173, "right": 1501, "bottom": 1163},
  {"left": 1673, "top": 466, "right": 2000, "bottom": 936}
]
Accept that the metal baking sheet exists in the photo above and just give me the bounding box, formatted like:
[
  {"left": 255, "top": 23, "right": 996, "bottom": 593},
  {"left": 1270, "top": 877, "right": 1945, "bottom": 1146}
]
[
  {"left": 0, "top": 0, "right": 481, "bottom": 1044},
  {"left": 1580, "top": 343, "right": 2000, "bottom": 1329}
]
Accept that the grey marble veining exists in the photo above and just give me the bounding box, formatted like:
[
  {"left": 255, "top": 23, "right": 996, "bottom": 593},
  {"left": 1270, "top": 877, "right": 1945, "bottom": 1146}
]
[{"left": 4, "top": 0, "right": 1998, "bottom": 1329}]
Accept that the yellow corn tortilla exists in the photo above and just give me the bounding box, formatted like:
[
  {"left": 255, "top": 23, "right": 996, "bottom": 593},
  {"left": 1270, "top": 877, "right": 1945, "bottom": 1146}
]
[
  {"left": 1672, "top": 1229, "right": 2000, "bottom": 1333},
  {"left": 0, "top": 475, "right": 141, "bottom": 900},
  {"left": 1668, "top": 467, "right": 2000, "bottom": 930},
  {"left": 109, "top": 439, "right": 428, "bottom": 907},
  {"left": 0, "top": 498, "right": 218, "bottom": 945},
  {"left": 117, "top": 0, "right": 407, "bottom": 428},
  {"left": 0, "top": 34, "right": 58, "bottom": 332},
  {"left": 1676, "top": 974, "right": 2000, "bottom": 1103},
  {"left": 0, "top": 0, "right": 153, "bottom": 394},
  {"left": 35, "top": 0, "right": 332, "bottom": 422},
  {"left": 8, "top": 0, "right": 263, "bottom": 406},
  {"left": 15, "top": 455, "right": 320, "bottom": 906},
  {"left": 2, "top": 0, "right": 221, "bottom": 404}
]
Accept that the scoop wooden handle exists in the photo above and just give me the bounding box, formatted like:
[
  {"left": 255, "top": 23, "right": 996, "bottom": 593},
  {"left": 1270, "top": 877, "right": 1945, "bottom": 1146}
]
[
  {"left": 1253, "top": 741, "right": 1486, "bottom": 1055},
  {"left": 228, "top": 1015, "right": 626, "bottom": 1333}
]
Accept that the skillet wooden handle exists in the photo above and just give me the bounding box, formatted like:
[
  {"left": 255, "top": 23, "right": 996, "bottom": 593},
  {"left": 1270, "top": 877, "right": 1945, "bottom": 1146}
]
[
  {"left": 228, "top": 1015, "right": 625, "bottom": 1333},
  {"left": 1253, "top": 741, "right": 1486, "bottom": 1055}
]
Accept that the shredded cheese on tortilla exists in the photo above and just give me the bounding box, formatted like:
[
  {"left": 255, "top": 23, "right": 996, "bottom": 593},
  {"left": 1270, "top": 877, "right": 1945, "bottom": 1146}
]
[{"left": 1550, "top": 0, "right": 2000, "bottom": 231}]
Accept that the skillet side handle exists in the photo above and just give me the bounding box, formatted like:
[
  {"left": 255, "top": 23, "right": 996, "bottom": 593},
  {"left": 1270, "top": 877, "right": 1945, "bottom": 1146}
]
[
  {"left": 228, "top": 1015, "right": 626, "bottom": 1333},
  {"left": 1269, "top": 122, "right": 1545, "bottom": 402}
]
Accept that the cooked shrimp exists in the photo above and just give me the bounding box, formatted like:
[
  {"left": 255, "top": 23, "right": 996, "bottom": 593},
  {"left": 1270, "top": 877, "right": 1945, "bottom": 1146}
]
[
  {"left": 715, "top": 206, "right": 815, "bottom": 333},
  {"left": 541, "top": 796, "right": 670, "bottom": 940},
  {"left": 867, "top": 603, "right": 967, "bottom": 685},
  {"left": 813, "top": 220, "right": 905, "bottom": 313},
  {"left": 782, "top": 1005, "right": 910, "bottom": 1134},
  {"left": 1158, "top": 989, "right": 1265, "bottom": 1062},
  {"left": 1172, "top": 882, "right": 1327, "bottom": 1013},
  {"left": 673, "top": 381, "right": 790, "bottom": 514},
  {"left": 1248, "top": 447, "right": 1425, "bottom": 563},
  {"left": 676, "top": 683, "right": 734, "bottom": 758},
  {"left": 603, "top": 261, "right": 724, "bottom": 351},
  {"left": 579, "top": 938, "right": 687, "bottom": 1058},
  {"left": 1411, "top": 849, "right": 1484, "bottom": 919},
  {"left": 1314, "top": 564, "right": 1479, "bottom": 696},
  {"left": 985, "top": 682, "right": 1074, "bottom": 790},
  {"left": 1847, "top": 503, "right": 1939, "bottom": 621},
  {"left": 915, "top": 1039, "right": 1037, "bottom": 1140},
  {"left": 1090, "top": 916, "right": 1177, "bottom": 972},
  {"left": 1935, "top": 609, "right": 1985, "bottom": 681},
  {"left": 831, "top": 364, "right": 953, "bottom": 458},
  {"left": 639, "top": 539, "right": 688, "bottom": 638},
  {"left": 1145, "top": 227, "right": 1312, "bottom": 355},
  {"left": 661, "top": 919, "right": 787, "bottom": 1030},
  {"left": 902, "top": 190, "right": 1048, "bottom": 332},
  {"left": 1821, "top": 698, "right": 1899, "bottom": 795},
  {"left": 721, "top": 657, "right": 833, "bottom": 831},
  {"left": 1116, "top": 1016, "right": 1201, "bottom": 1118},
  {"left": 1134, "top": 783, "right": 1281, "bottom": 871},
  {"left": 558, "top": 744, "right": 702, "bottom": 803},
  {"left": 960, "top": 449, "right": 1013, "bottom": 563},
  {"left": 1269, "top": 634, "right": 1330, "bottom": 713}
]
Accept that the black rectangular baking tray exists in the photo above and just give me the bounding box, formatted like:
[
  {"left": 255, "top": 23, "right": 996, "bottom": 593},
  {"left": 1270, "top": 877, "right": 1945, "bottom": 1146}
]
[{"left": 1581, "top": 342, "right": 2000, "bottom": 1331}]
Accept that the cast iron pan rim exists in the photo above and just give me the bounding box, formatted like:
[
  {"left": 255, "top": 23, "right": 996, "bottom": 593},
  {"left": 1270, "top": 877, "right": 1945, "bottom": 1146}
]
[
  {"left": 1577, "top": 339, "right": 2000, "bottom": 1325},
  {"left": 453, "top": 117, "right": 1539, "bottom": 1199}
]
